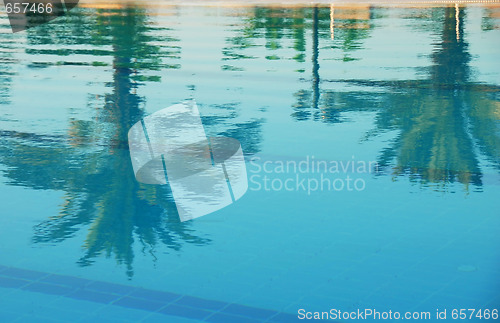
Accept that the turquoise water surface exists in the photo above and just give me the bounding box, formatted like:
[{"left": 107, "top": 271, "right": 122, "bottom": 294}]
[{"left": 0, "top": 3, "right": 499, "bottom": 322}]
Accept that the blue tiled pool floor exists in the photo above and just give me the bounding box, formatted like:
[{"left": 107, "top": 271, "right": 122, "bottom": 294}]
[{"left": 0, "top": 264, "right": 301, "bottom": 323}]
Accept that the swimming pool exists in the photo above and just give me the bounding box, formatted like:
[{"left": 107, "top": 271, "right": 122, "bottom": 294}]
[{"left": 0, "top": 2, "right": 499, "bottom": 322}]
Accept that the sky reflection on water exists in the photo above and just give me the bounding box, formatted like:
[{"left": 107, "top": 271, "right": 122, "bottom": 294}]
[{"left": 0, "top": 3, "right": 499, "bottom": 278}]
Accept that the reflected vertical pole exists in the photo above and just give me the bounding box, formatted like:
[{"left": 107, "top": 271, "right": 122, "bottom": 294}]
[
  {"left": 312, "top": 6, "right": 320, "bottom": 117},
  {"left": 330, "top": 3, "right": 335, "bottom": 40}
]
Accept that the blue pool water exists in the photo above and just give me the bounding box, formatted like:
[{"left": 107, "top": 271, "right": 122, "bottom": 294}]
[{"left": 0, "top": 3, "right": 499, "bottom": 322}]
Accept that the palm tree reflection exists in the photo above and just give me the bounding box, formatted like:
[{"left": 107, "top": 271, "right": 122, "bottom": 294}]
[
  {"left": 1, "top": 4, "right": 269, "bottom": 277},
  {"left": 245, "top": 5, "right": 498, "bottom": 190},
  {"left": 329, "top": 6, "right": 499, "bottom": 190},
  {"left": 0, "top": 5, "right": 209, "bottom": 278},
  {"left": 44, "top": 6, "right": 212, "bottom": 278},
  {"left": 372, "top": 6, "right": 499, "bottom": 190}
]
